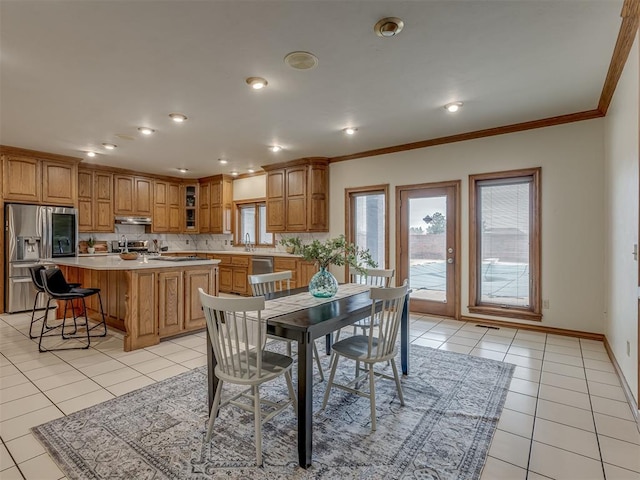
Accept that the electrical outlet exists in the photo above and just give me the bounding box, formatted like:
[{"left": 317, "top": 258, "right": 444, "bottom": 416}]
[
  {"left": 186, "top": 239, "right": 189, "bottom": 245},
  {"left": 224, "top": 240, "right": 228, "bottom": 245},
  {"left": 627, "top": 341, "right": 631, "bottom": 356},
  {"left": 205, "top": 240, "right": 208, "bottom": 245},
  {"left": 543, "top": 299, "right": 549, "bottom": 309}
]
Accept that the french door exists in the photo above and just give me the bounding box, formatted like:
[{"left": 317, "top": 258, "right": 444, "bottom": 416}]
[{"left": 397, "top": 181, "right": 460, "bottom": 318}]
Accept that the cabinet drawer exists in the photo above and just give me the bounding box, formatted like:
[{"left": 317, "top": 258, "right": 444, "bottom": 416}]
[
  {"left": 274, "top": 257, "right": 298, "bottom": 270},
  {"left": 231, "top": 256, "right": 250, "bottom": 267},
  {"left": 213, "top": 255, "right": 232, "bottom": 265}
]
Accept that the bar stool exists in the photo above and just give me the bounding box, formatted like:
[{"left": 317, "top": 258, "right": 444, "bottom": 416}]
[
  {"left": 38, "top": 267, "right": 107, "bottom": 352},
  {"left": 28, "top": 265, "right": 80, "bottom": 339}
]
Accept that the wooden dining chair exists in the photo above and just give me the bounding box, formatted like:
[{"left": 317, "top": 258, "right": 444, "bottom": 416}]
[
  {"left": 321, "top": 282, "right": 409, "bottom": 431},
  {"left": 198, "top": 288, "right": 297, "bottom": 466},
  {"left": 334, "top": 267, "right": 395, "bottom": 343},
  {"left": 248, "top": 271, "right": 325, "bottom": 381}
]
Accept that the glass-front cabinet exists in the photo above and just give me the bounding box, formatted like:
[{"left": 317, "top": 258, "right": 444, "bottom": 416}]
[{"left": 184, "top": 184, "right": 198, "bottom": 232}]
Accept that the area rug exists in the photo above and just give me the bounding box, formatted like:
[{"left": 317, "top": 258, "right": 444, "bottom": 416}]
[{"left": 32, "top": 345, "right": 514, "bottom": 479}]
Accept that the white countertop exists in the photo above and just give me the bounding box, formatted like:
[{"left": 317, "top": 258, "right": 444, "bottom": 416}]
[
  {"left": 48, "top": 256, "right": 220, "bottom": 271},
  {"left": 173, "top": 250, "right": 303, "bottom": 258}
]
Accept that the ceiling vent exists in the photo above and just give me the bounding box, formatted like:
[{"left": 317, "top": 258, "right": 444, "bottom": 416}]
[{"left": 284, "top": 51, "right": 318, "bottom": 70}]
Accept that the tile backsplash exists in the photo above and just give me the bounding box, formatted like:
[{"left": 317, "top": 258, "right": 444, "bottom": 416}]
[{"left": 79, "top": 227, "right": 329, "bottom": 253}]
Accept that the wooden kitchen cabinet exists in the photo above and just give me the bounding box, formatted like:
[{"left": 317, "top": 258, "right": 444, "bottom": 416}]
[
  {"left": 298, "top": 260, "right": 318, "bottom": 286},
  {"left": 199, "top": 175, "right": 232, "bottom": 234},
  {"left": 153, "top": 180, "right": 181, "bottom": 233},
  {"left": 183, "top": 268, "right": 214, "bottom": 331},
  {"left": 263, "top": 157, "right": 329, "bottom": 232},
  {"left": 274, "top": 257, "right": 300, "bottom": 287},
  {"left": 158, "top": 270, "right": 184, "bottom": 336},
  {"left": 1, "top": 148, "right": 79, "bottom": 206},
  {"left": 213, "top": 254, "right": 251, "bottom": 295},
  {"left": 78, "top": 168, "right": 113, "bottom": 232},
  {"left": 114, "top": 174, "right": 153, "bottom": 216},
  {"left": 183, "top": 184, "right": 198, "bottom": 232}
]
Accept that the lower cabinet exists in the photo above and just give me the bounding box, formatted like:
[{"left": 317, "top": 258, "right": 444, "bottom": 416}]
[
  {"left": 212, "top": 254, "right": 251, "bottom": 295},
  {"left": 158, "top": 271, "right": 184, "bottom": 337},
  {"left": 183, "top": 268, "right": 211, "bottom": 330}
]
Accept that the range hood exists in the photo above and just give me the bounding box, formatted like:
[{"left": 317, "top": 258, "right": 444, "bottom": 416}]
[{"left": 114, "top": 216, "right": 152, "bottom": 225}]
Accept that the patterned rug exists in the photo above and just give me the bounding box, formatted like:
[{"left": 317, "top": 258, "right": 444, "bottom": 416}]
[{"left": 32, "top": 344, "right": 514, "bottom": 479}]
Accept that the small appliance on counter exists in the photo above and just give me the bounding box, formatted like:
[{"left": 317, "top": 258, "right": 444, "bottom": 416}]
[{"left": 111, "top": 239, "right": 150, "bottom": 253}]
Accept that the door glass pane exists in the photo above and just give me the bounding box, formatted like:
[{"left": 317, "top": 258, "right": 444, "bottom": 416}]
[
  {"left": 353, "top": 193, "right": 385, "bottom": 268},
  {"left": 478, "top": 179, "right": 530, "bottom": 307},
  {"left": 408, "top": 196, "right": 447, "bottom": 302}
]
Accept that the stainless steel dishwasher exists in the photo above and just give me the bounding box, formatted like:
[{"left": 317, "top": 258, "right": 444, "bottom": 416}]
[{"left": 251, "top": 256, "right": 274, "bottom": 275}]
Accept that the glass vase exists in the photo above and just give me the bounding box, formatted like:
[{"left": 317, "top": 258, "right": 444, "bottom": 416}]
[{"left": 308, "top": 267, "right": 338, "bottom": 298}]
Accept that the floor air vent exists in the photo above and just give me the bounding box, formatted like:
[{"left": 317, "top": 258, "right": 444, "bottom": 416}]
[{"left": 475, "top": 324, "right": 500, "bottom": 330}]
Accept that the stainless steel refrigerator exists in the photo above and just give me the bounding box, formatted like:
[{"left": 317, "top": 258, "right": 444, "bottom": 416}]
[{"left": 5, "top": 204, "right": 78, "bottom": 313}]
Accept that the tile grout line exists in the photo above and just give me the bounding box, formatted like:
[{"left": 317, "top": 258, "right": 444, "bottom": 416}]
[{"left": 522, "top": 331, "right": 545, "bottom": 480}]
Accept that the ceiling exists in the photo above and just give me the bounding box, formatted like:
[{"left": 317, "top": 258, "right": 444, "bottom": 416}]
[{"left": 0, "top": 1, "right": 625, "bottom": 179}]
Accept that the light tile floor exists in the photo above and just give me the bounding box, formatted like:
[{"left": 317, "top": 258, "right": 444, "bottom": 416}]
[{"left": 0, "top": 311, "right": 639, "bottom": 479}]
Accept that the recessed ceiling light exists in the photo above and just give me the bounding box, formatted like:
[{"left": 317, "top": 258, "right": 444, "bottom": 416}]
[
  {"left": 86, "top": 151, "right": 96, "bottom": 157},
  {"left": 246, "top": 77, "right": 268, "bottom": 90},
  {"left": 374, "top": 17, "right": 404, "bottom": 37},
  {"left": 169, "top": 113, "right": 188, "bottom": 122},
  {"left": 138, "top": 127, "right": 155, "bottom": 135},
  {"left": 231, "top": 171, "right": 239, "bottom": 177},
  {"left": 270, "top": 145, "right": 282, "bottom": 152},
  {"left": 248, "top": 168, "right": 255, "bottom": 173},
  {"left": 218, "top": 158, "right": 228, "bottom": 165},
  {"left": 102, "top": 143, "right": 117, "bottom": 150},
  {"left": 444, "top": 102, "right": 463, "bottom": 113},
  {"left": 343, "top": 127, "right": 357, "bottom": 135},
  {"left": 177, "top": 168, "right": 188, "bottom": 173}
]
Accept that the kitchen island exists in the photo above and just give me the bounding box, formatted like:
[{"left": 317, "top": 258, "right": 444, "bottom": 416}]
[{"left": 50, "top": 255, "right": 219, "bottom": 351}]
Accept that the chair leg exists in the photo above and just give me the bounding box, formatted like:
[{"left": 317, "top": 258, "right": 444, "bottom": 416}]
[
  {"left": 205, "top": 379, "right": 224, "bottom": 442},
  {"left": 334, "top": 328, "right": 341, "bottom": 343},
  {"left": 285, "top": 370, "right": 297, "bottom": 416},
  {"left": 82, "top": 298, "right": 91, "bottom": 349},
  {"left": 29, "top": 291, "right": 41, "bottom": 339},
  {"left": 312, "top": 342, "right": 324, "bottom": 381},
  {"left": 38, "top": 298, "right": 53, "bottom": 352},
  {"left": 254, "top": 385, "right": 262, "bottom": 466},
  {"left": 369, "top": 365, "right": 377, "bottom": 431},
  {"left": 321, "top": 352, "right": 340, "bottom": 410},
  {"left": 390, "top": 358, "right": 405, "bottom": 406},
  {"left": 94, "top": 292, "right": 108, "bottom": 337}
]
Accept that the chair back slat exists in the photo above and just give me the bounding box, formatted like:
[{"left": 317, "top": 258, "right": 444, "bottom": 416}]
[
  {"left": 350, "top": 268, "right": 394, "bottom": 287},
  {"left": 199, "top": 289, "right": 266, "bottom": 380},
  {"left": 367, "top": 283, "right": 408, "bottom": 360},
  {"left": 249, "top": 271, "right": 292, "bottom": 296}
]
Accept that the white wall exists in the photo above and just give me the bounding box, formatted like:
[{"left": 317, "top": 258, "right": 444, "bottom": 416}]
[
  {"left": 233, "top": 174, "right": 266, "bottom": 200},
  {"left": 604, "top": 33, "right": 639, "bottom": 402},
  {"left": 330, "top": 119, "right": 606, "bottom": 334}
]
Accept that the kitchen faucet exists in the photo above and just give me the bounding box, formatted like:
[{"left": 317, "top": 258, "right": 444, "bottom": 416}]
[{"left": 244, "top": 233, "right": 253, "bottom": 252}]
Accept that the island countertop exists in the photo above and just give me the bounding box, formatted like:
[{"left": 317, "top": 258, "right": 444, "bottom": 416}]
[{"left": 47, "top": 256, "right": 220, "bottom": 270}]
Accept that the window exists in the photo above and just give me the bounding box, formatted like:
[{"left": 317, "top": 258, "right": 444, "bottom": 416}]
[
  {"left": 469, "top": 168, "right": 541, "bottom": 320},
  {"left": 346, "top": 185, "right": 389, "bottom": 271},
  {"left": 235, "top": 201, "right": 273, "bottom": 246}
]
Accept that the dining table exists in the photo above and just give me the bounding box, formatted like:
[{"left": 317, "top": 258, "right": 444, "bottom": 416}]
[{"left": 205, "top": 283, "right": 411, "bottom": 469}]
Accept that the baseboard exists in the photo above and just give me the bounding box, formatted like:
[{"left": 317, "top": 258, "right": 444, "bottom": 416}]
[
  {"left": 459, "top": 315, "right": 604, "bottom": 341},
  {"left": 603, "top": 337, "right": 640, "bottom": 430}
]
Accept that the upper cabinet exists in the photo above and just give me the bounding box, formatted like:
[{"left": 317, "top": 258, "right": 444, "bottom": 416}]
[
  {"left": 78, "top": 167, "right": 114, "bottom": 232},
  {"left": 1, "top": 147, "right": 79, "bottom": 206},
  {"left": 153, "top": 180, "right": 181, "bottom": 233},
  {"left": 199, "top": 175, "right": 232, "bottom": 234},
  {"left": 183, "top": 184, "right": 198, "bottom": 232},
  {"left": 262, "top": 157, "right": 329, "bottom": 232},
  {"left": 114, "top": 174, "right": 153, "bottom": 216}
]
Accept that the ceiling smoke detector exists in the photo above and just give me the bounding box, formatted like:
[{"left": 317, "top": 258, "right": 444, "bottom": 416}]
[
  {"left": 374, "top": 17, "right": 404, "bottom": 37},
  {"left": 284, "top": 51, "right": 318, "bottom": 70}
]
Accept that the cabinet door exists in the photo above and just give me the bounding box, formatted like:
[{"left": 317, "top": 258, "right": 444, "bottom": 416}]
[
  {"left": 218, "top": 266, "right": 232, "bottom": 292},
  {"left": 153, "top": 182, "right": 168, "bottom": 232},
  {"left": 2, "top": 155, "right": 41, "bottom": 202},
  {"left": 298, "top": 261, "right": 318, "bottom": 287},
  {"left": 266, "top": 170, "right": 285, "bottom": 232},
  {"left": 199, "top": 182, "right": 210, "bottom": 233},
  {"left": 184, "top": 268, "right": 213, "bottom": 330},
  {"left": 158, "top": 271, "right": 184, "bottom": 336},
  {"left": 307, "top": 164, "right": 328, "bottom": 231},
  {"left": 274, "top": 257, "right": 299, "bottom": 287},
  {"left": 94, "top": 172, "right": 113, "bottom": 232},
  {"left": 169, "top": 183, "right": 182, "bottom": 232},
  {"left": 286, "top": 167, "right": 307, "bottom": 231},
  {"left": 232, "top": 267, "right": 248, "bottom": 295},
  {"left": 114, "top": 175, "right": 135, "bottom": 214},
  {"left": 42, "top": 161, "right": 76, "bottom": 206},
  {"left": 222, "top": 178, "right": 233, "bottom": 234},
  {"left": 77, "top": 170, "right": 94, "bottom": 232},
  {"left": 135, "top": 177, "right": 153, "bottom": 216}
]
